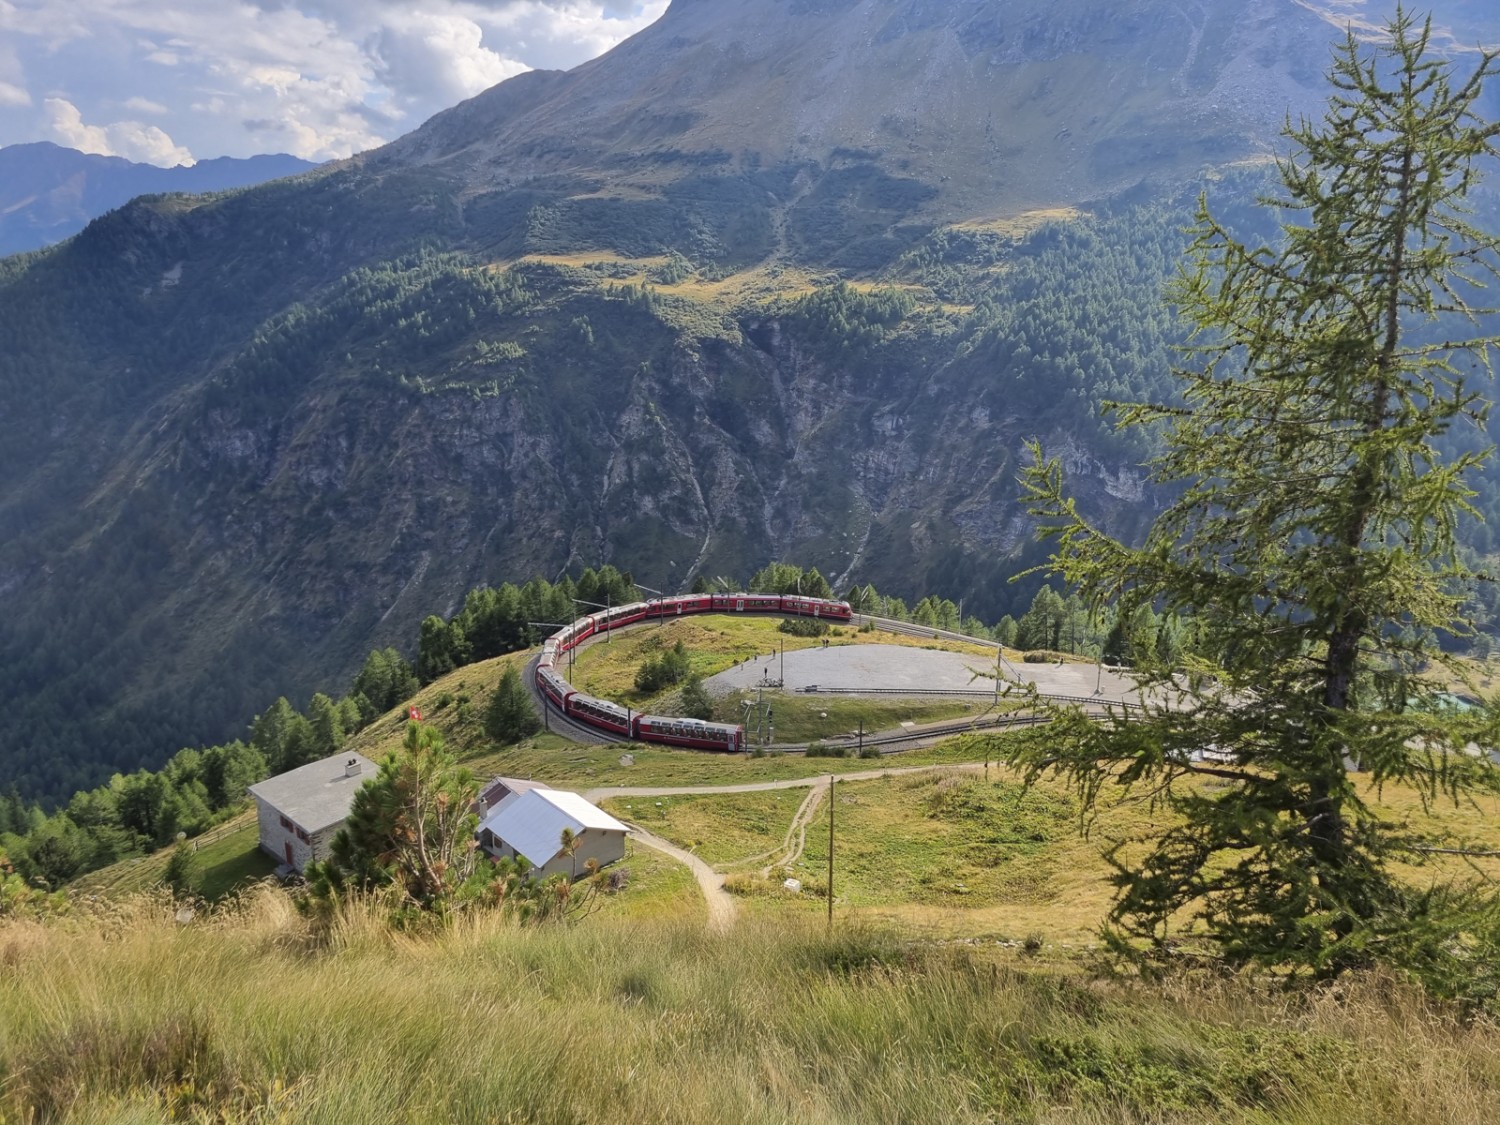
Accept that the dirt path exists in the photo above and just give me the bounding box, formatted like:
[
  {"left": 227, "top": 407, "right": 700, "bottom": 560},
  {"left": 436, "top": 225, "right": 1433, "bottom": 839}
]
[
  {"left": 626, "top": 825, "right": 738, "bottom": 932},
  {"left": 582, "top": 762, "right": 986, "bottom": 928},
  {"left": 761, "top": 784, "right": 827, "bottom": 874}
]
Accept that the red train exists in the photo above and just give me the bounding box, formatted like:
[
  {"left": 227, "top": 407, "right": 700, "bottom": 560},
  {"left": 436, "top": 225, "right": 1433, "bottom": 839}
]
[{"left": 535, "top": 592, "right": 853, "bottom": 751}]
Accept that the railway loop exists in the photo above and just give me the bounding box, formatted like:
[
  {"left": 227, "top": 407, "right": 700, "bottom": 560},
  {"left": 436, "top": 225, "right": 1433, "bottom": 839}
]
[{"left": 526, "top": 594, "right": 1137, "bottom": 755}]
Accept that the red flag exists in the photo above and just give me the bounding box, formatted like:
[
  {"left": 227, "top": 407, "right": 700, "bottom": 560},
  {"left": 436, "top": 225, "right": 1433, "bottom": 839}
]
[{"left": 409, "top": 706, "right": 423, "bottom": 722}]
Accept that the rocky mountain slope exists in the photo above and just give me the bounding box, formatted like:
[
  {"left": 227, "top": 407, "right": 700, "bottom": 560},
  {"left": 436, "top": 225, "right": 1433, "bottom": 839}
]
[
  {"left": 0, "top": 144, "right": 316, "bottom": 257},
  {"left": 1, "top": 0, "right": 1497, "bottom": 802}
]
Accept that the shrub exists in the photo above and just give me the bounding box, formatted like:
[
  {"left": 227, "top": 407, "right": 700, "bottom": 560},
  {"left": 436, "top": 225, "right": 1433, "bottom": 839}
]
[
  {"left": 1021, "top": 651, "right": 1070, "bottom": 664},
  {"left": 778, "top": 618, "right": 830, "bottom": 638}
]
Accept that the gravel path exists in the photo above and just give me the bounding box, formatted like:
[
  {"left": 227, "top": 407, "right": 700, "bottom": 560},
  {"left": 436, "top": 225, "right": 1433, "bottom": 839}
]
[{"left": 626, "top": 826, "right": 738, "bottom": 932}]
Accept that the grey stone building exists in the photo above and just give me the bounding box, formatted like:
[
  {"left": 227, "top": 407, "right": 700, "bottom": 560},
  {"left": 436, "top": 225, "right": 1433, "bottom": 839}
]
[{"left": 247, "top": 753, "right": 377, "bottom": 873}]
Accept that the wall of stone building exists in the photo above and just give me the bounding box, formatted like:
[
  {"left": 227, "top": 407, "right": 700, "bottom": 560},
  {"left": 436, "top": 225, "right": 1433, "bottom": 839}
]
[{"left": 254, "top": 799, "right": 315, "bottom": 873}]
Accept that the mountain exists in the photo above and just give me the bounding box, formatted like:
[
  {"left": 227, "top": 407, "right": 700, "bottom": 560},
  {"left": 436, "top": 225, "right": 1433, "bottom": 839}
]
[
  {"left": 0, "top": 143, "right": 318, "bottom": 257},
  {"left": 1, "top": 0, "right": 1498, "bottom": 803},
  {"left": 383, "top": 0, "right": 1325, "bottom": 217}
]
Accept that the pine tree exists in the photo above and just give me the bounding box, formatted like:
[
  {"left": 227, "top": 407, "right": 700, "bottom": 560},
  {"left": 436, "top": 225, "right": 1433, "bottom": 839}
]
[
  {"left": 484, "top": 665, "right": 541, "bottom": 745},
  {"left": 313, "top": 722, "right": 480, "bottom": 912},
  {"left": 1020, "top": 11, "right": 1500, "bottom": 976},
  {"left": 162, "top": 839, "right": 202, "bottom": 899}
]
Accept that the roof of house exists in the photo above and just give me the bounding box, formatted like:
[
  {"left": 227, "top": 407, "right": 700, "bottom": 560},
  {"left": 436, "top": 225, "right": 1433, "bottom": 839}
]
[
  {"left": 477, "top": 775, "right": 545, "bottom": 816},
  {"left": 246, "top": 753, "right": 378, "bottom": 833},
  {"left": 479, "top": 787, "right": 628, "bottom": 868}
]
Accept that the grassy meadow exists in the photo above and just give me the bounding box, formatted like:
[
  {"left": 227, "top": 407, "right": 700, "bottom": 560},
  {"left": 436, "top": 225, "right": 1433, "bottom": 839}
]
[
  {"left": 4, "top": 889, "right": 1500, "bottom": 1125},
  {"left": 601, "top": 758, "right": 1500, "bottom": 945},
  {"left": 28, "top": 617, "right": 1500, "bottom": 1124}
]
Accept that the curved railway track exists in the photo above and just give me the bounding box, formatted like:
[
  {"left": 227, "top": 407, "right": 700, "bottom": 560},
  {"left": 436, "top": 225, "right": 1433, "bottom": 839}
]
[{"left": 523, "top": 607, "right": 1132, "bottom": 756}]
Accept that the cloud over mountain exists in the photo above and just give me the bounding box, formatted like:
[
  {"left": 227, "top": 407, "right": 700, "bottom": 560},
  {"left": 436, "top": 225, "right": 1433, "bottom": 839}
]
[{"left": 0, "top": 0, "right": 668, "bottom": 165}]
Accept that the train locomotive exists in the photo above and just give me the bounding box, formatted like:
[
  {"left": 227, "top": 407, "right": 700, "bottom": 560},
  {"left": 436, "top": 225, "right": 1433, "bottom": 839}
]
[{"left": 535, "top": 592, "right": 853, "bottom": 751}]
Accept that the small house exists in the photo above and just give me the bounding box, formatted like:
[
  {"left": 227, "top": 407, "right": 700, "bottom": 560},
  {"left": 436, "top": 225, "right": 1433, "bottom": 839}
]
[
  {"left": 247, "top": 753, "right": 377, "bottom": 873},
  {"left": 474, "top": 775, "right": 545, "bottom": 818},
  {"left": 477, "top": 786, "right": 628, "bottom": 879}
]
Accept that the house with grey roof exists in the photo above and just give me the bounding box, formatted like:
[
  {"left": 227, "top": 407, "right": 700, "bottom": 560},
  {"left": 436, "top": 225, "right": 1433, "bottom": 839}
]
[
  {"left": 477, "top": 785, "right": 628, "bottom": 880},
  {"left": 475, "top": 775, "right": 545, "bottom": 818},
  {"left": 247, "top": 753, "right": 377, "bottom": 874}
]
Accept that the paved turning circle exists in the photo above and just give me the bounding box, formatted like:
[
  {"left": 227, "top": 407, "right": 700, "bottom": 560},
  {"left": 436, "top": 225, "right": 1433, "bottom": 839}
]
[{"left": 707, "top": 643, "right": 1142, "bottom": 707}]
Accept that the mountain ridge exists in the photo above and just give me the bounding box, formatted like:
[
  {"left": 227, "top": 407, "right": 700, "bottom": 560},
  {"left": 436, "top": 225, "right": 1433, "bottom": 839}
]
[
  {"left": 0, "top": 143, "right": 318, "bottom": 257},
  {"left": 371, "top": 0, "right": 1341, "bottom": 222}
]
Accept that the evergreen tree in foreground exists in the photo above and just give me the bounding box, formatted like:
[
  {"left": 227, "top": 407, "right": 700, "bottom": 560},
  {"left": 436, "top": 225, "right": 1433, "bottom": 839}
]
[
  {"left": 312, "top": 722, "right": 480, "bottom": 913},
  {"left": 1020, "top": 11, "right": 1500, "bottom": 976}
]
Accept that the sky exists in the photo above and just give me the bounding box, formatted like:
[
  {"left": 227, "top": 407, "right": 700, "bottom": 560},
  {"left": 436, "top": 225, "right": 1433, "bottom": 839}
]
[{"left": 0, "top": 0, "right": 670, "bottom": 166}]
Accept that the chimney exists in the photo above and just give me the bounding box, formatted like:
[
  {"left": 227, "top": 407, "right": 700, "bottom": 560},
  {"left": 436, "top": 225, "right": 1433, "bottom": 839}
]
[{"left": 345, "top": 757, "right": 361, "bottom": 777}]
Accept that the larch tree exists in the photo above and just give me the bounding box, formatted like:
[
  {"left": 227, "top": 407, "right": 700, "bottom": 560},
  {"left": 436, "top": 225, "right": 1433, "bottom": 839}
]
[{"left": 1019, "top": 10, "right": 1500, "bottom": 976}]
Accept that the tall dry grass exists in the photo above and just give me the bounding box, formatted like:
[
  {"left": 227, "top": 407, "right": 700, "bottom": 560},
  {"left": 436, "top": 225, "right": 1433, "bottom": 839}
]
[{"left": 2, "top": 885, "right": 1499, "bottom": 1123}]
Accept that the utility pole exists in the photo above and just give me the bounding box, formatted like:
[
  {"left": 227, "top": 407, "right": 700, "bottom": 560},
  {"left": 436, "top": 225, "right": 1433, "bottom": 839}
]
[
  {"left": 827, "top": 774, "right": 835, "bottom": 929},
  {"left": 633, "top": 581, "right": 662, "bottom": 628}
]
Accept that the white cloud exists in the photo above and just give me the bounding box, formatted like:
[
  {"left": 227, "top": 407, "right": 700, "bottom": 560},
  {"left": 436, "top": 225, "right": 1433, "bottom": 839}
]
[
  {"left": 373, "top": 13, "right": 526, "bottom": 110},
  {"left": 0, "top": 1, "right": 671, "bottom": 164},
  {"left": 43, "top": 97, "right": 110, "bottom": 154},
  {"left": 45, "top": 96, "right": 194, "bottom": 165}
]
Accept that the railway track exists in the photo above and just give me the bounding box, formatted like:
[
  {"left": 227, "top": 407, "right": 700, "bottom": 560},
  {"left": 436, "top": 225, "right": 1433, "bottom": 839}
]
[
  {"left": 523, "top": 654, "right": 614, "bottom": 745},
  {"left": 525, "top": 607, "right": 1134, "bottom": 755}
]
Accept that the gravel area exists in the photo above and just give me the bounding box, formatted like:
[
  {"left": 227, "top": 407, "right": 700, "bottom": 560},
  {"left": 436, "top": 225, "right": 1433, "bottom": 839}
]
[{"left": 705, "top": 643, "right": 1141, "bottom": 706}]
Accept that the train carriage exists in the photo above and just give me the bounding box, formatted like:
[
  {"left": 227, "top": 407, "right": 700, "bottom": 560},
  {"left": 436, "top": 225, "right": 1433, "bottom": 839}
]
[
  {"left": 781, "top": 595, "right": 852, "bottom": 620},
  {"left": 536, "top": 663, "right": 573, "bottom": 710},
  {"left": 661, "top": 594, "right": 713, "bottom": 617},
  {"left": 600, "top": 600, "right": 651, "bottom": 633},
  {"left": 711, "top": 593, "right": 783, "bottom": 614},
  {"left": 565, "top": 693, "right": 633, "bottom": 736},
  {"left": 636, "top": 714, "right": 745, "bottom": 751}
]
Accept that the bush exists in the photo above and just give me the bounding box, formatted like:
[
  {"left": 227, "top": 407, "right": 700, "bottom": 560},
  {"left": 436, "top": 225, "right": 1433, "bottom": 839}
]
[
  {"left": 635, "top": 641, "right": 692, "bottom": 694},
  {"left": 805, "top": 742, "right": 849, "bottom": 759},
  {"left": 162, "top": 840, "right": 203, "bottom": 899},
  {"left": 778, "top": 618, "right": 830, "bottom": 638}
]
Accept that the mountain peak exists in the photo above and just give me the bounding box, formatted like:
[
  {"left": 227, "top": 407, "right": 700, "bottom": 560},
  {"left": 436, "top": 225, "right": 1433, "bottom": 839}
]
[{"left": 382, "top": 0, "right": 1349, "bottom": 221}]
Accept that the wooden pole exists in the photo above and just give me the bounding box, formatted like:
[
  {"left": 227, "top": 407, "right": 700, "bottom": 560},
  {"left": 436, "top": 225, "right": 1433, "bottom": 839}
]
[{"left": 827, "top": 774, "right": 835, "bottom": 928}]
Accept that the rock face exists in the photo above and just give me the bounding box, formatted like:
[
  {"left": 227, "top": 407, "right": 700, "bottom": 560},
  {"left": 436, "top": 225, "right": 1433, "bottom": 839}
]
[{"left": 0, "top": 0, "right": 1496, "bottom": 801}]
